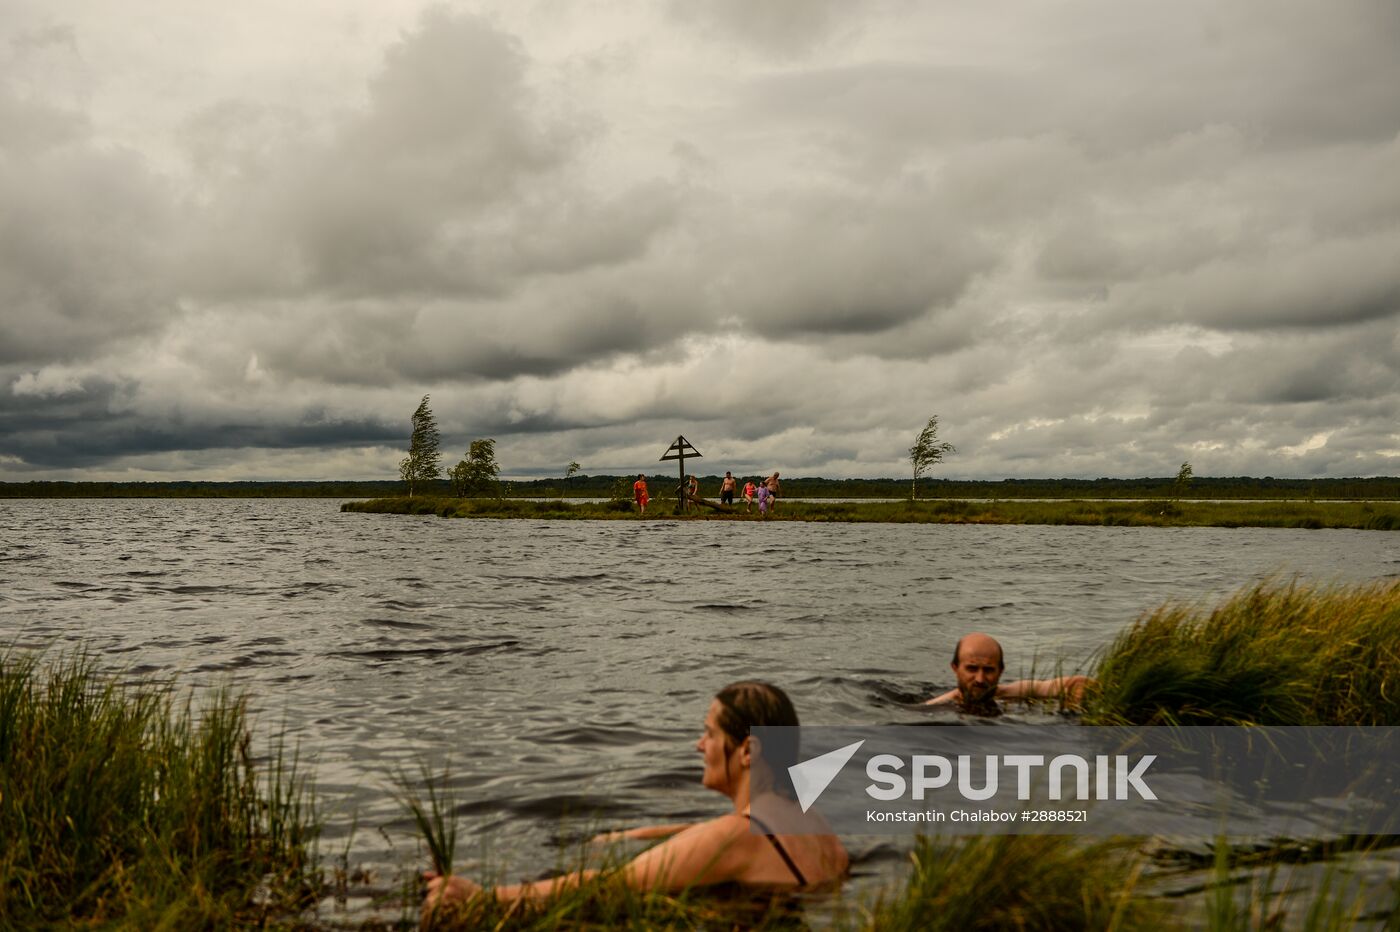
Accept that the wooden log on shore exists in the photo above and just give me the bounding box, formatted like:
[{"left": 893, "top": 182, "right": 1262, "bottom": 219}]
[{"left": 686, "top": 493, "right": 735, "bottom": 514}]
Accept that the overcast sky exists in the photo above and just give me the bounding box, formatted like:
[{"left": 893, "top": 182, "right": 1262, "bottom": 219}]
[{"left": 2, "top": 1, "right": 1398, "bottom": 481}]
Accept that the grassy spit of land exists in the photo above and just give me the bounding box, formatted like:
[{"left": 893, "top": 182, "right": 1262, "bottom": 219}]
[
  {"left": 342, "top": 495, "right": 1400, "bottom": 529},
  {"left": 10, "top": 580, "right": 1398, "bottom": 929}
]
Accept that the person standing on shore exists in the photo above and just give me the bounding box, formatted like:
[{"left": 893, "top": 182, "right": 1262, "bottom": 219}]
[
  {"left": 764, "top": 472, "right": 781, "bottom": 514},
  {"left": 633, "top": 475, "right": 650, "bottom": 514},
  {"left": 719, "top": 472, "right": 737, "bottom": 506},
  {"left": 742, "top": 479, "right": 756, "bottom": 512},
  {"left": 755, "top": 482, "right": 770, "bottom": 518}
]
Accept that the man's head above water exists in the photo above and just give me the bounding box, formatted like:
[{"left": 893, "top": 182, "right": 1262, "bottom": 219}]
[
  {"left": 950, "top": 632, "right": 1005, "bottom": 707},
  {"left": 927, "top": 633, "right": 1094, "bottom": 711}
]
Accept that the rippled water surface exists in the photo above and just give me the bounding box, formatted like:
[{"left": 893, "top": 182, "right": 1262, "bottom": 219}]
[{"left": 3, "top": 499, "right": 1397, "bottom": 916}]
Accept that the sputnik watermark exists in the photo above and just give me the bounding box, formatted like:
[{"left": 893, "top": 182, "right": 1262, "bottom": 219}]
[
  {"left": 752, "top": 725, "right": 1400, "bottom": 836},
  {"left": 864, "top": 808, "right": 1088, "bottom": 824},
  {"left": 864, "top": 753, "right": 1156, "bottom": 802}
]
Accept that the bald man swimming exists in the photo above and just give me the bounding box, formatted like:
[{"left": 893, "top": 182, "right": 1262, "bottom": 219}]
[{"left": 924, "top": 632, "right": 1094, "bottom": 714}]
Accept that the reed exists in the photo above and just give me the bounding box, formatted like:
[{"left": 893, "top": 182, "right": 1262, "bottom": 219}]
[
  {"left": 391, "top": 762, "right": 459, "bottom": 878},
  {"left": 1088, "top": 579, "right": 1400, "bottom": 725},
  {"left": 0, "top": 650, "right": 320, "bottom": 928}
]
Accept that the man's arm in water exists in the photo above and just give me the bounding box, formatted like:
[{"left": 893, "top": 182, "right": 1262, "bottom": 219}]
[
  {"left": 995, "top": 675, "right": 1094, "bottom": 705},
  {"left": 924, "top": 676, "right": 1094, "bottom": 707}
]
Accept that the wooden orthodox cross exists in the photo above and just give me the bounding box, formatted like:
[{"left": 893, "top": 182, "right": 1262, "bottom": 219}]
[{"left": 659, "top": 435, "right": 702, "bottom": 514}]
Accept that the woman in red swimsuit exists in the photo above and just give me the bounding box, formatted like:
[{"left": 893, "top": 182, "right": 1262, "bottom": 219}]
[{"left": 422, "top": 682, "right": 848, "bottom": 915}]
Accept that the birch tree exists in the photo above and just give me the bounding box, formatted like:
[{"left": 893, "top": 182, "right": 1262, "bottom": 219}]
[
  {"left": 909, "top": 415, "right": 956, "bottom": 500},
  {"left": 399, "top": 395, "right": 441, "bottom": 497},
  {"left": 451, "top": 438, "right": 501, "bottom": 498}
]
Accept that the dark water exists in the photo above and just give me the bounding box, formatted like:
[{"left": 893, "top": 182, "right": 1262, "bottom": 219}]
[{"left": 2, "top": 499, "right": 1397, "bottom": 921}]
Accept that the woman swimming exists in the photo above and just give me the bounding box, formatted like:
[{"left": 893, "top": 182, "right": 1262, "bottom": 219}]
[{"left": 422, "top": 682, "right": 848, "bottom": 916}]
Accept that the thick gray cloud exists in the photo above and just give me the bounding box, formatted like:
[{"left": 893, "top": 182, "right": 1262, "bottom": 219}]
[
  {"left": 1, "top": 1, "right": 1397, "bottom": 480},
  {"left": 665, "top": 0, "right": 854, "bottom": 58},
  {"left": 0, "top": 86, "right": 178, "bottom": 365}
]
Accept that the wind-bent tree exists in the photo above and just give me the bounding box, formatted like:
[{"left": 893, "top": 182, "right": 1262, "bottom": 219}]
[
  {"left": 399, "top": 395, "right": 441, "bottom": 498},
  {"left": 909, "top": 415, "right": 956, "bottom": 500},
  {"left": 1173, "top": 461, "right": 1194, "bottom": 500},
  {"left": 451, "top": 438, "right": 501, "bottom": 498},
  {"left": 564, "top": 461, "right": 582, "bottom": 495}
]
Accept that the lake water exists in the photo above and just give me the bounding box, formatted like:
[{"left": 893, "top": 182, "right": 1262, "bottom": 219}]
[{"left": 2, "top": 499, "right": 1397, "bottom": 922}]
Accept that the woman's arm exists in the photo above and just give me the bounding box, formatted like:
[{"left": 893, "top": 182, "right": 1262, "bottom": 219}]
[
  {"left": 423, "top": 868, "right": 602, "bottom": 911},
  {"left": 616, "top": 816, "right": 749, "bottom": 890},
  {"left": 590, "top": 822, "right": 693, "bottom": 843},
  {"left": 422, "top": 816, "right": 750, "bottom": 912}
]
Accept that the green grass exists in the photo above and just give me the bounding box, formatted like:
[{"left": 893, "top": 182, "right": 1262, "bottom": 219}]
[
  {"left": 860, "top": 835, "right": 1160, "bottom": 931},
  {"left": 343, "top": 496, "right": 637, "bottom": 519},
  {"left": 392, "top": 762, "right": 459, "bottom": 878},
  {"left": 398, "top": 760, "right": 1163, "bottom": 931},
  {"left": 0, "top": 650, "right": 320, "bottom": 928},
  {"left": 410, "top": 830, "right": 1165, "bottom": 931},
  {"left": 342, "top": 496, "right": 1400, "bottom": 529},
  {"left": 1088, "top": 579, "right": 1400, "bottom": 725},
  {"left": 406, "top": 818, "right": 1396, "bottom": 932}
]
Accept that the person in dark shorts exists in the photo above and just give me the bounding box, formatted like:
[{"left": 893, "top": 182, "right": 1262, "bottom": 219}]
[{"left": 719, "top": 471, "right": 737, "bottom": 505}]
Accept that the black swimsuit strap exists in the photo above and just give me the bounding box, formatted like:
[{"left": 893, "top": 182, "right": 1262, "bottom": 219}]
[{"left": 745, "top": 813, "right": 808, "bottom": 886}]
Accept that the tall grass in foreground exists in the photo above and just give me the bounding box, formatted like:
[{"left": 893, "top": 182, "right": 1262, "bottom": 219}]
[
  {"left": 861, "top": 835, "right": 1159, "bottom": 931},
  {"left": 412, "top": 831, "right": 1163, "bottom": 931},
  {"left": 1088, "top": 579, "right": 1400, "bottom": 725},
  {"left": 398, "top": 771, "right": 1163, "bottom": 931},
  {"left": 0, "top": 651, "right": 320, "bottom": 928}
]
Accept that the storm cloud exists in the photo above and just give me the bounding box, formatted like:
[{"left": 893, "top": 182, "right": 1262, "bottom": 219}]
[{"left": 1, "top": 1, "right": 1397, "bottom": 480}]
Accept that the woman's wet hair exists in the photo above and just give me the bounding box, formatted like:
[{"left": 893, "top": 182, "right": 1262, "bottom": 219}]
[{"left": 714, "top": 681, "right": 800, "bottom": 798}]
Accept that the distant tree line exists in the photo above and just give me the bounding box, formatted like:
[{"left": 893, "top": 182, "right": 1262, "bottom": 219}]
[
  {"left": 5, "top": 476, "right": 1398, "bottom": 500},
  {"left": 0, "top": 480, "right": 415, "bottom": 498}
]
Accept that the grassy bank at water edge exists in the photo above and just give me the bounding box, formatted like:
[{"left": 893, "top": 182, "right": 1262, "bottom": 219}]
[{"left": 342, "top": 496, "right": 1400, "bottom": 529}]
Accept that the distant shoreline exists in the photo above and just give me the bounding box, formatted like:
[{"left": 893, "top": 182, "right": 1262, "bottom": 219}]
[
  {"left": 4, "top": 475, "right": 1398, "bottom": 500},
  {"left": 340, "top": 496, "right": 1400, "bottom": 530}
]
